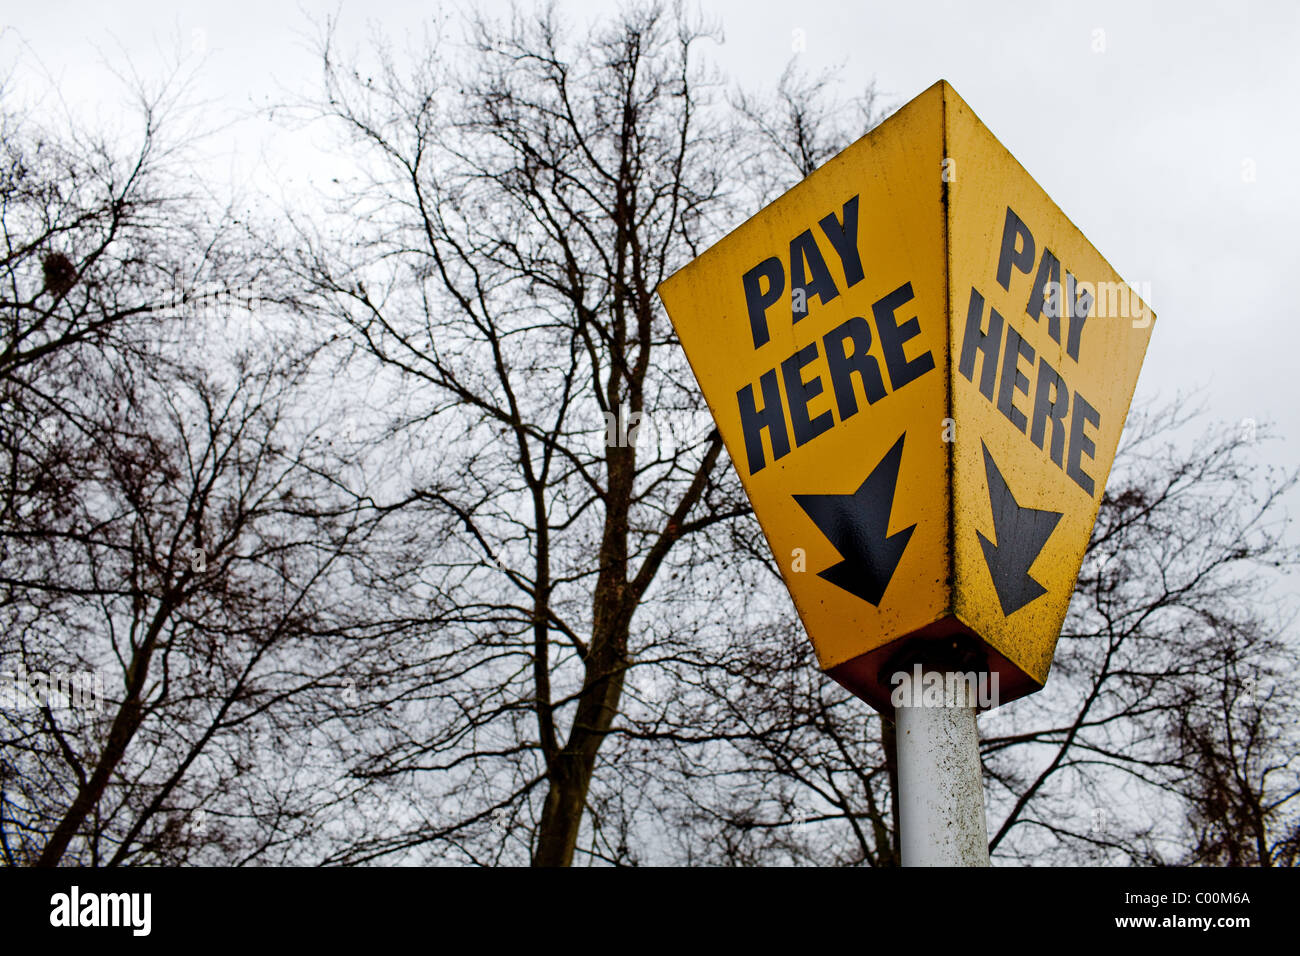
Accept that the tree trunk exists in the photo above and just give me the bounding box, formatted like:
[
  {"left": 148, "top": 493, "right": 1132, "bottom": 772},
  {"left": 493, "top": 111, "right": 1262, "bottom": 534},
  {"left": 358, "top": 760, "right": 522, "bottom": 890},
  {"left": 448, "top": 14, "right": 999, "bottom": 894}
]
[
  {"left": 36, "top": 595, "right": 176, "bottom": 866},
  {"left": 533, "top": 758, "right": 591, "bottom": 867},
  {"left": 532, "top": 616, "right": 630, "bottom": 866}
]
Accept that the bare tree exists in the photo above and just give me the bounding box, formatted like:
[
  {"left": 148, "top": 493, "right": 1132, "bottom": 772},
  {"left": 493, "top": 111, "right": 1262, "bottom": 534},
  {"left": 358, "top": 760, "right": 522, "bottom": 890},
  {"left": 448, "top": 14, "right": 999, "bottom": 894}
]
[
  {"left": 732, "top": 59, "right": 883, "bottom": 198},
  {"left": 0, "top": 71, "right": 227, "bottom": 385},
  {"left": 289, "top": 2, "right": 790, "bottom": 866},
  {"left": 0, "top": 72, "right": 403, "bottom": 866},
  {"left": 1, "top": 327, "right": 402, "bottom": 865},
  {"left": 1170, "top": 644, "right": 1300, "bottom": 866}
]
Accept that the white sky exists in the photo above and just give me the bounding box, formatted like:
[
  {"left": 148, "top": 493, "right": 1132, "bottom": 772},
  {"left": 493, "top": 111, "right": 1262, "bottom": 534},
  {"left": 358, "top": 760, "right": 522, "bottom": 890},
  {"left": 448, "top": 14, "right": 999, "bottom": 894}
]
[{"left": 6, "top": 0, "right": 1299, "bottom": 498}]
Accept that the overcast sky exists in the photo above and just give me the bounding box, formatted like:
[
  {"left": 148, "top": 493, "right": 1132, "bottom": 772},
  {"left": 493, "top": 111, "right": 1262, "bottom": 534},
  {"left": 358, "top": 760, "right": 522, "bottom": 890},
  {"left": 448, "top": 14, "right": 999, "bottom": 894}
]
[{"left": 6, "top": 0, "right": 1299, "bottom": 497}]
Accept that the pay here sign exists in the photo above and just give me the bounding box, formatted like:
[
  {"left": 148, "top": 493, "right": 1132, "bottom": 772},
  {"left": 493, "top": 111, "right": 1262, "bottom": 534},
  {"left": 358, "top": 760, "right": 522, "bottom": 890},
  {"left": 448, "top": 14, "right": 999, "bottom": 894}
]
[{"left": 658, "top": 81, "right": 1154, "bottom": 713}]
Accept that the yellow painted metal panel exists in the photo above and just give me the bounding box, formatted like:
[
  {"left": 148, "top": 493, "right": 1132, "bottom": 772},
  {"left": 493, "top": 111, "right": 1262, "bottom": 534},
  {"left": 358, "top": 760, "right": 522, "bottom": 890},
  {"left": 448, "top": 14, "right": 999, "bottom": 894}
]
[
  {"left": 658, "top": 82, "right": 950, "bottom": 674},
  {"left": 944, "top": 83, "right": 1155, "bottom": 692}
]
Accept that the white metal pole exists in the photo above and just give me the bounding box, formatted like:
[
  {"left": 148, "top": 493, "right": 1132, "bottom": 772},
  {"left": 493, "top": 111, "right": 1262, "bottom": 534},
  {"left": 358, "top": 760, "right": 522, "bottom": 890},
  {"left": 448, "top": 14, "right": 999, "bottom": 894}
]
[{"left": 895, "top": 671, "right": 990, "bottom": 866}]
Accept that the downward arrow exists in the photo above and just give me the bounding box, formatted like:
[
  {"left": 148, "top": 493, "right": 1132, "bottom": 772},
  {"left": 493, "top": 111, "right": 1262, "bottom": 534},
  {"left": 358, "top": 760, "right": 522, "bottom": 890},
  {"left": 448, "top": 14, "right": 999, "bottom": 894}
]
[
  {"left": 977, "top": 442, "right": 1063, "bottom": 616},
  {"left": 794, "top": 434, "right": 914, "bottom": 606}
]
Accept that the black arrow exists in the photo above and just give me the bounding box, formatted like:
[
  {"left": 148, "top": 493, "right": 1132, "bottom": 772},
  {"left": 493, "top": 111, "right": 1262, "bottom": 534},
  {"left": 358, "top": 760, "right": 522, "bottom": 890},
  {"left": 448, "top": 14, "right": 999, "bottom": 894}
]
[
  {"left": 977, "top": 442, "right": 1063, "bottom": 616},
  {"left": 793, "top": 434, "right": 914, "bottom": 606}
]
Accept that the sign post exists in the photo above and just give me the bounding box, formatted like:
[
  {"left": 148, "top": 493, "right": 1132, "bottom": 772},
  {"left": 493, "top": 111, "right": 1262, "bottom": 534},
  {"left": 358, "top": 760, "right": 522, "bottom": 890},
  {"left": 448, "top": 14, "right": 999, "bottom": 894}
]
[
  {"left": 657, "top": 80, "right": 1154, "bottom": 865},
  {"left": 896, "top": 672, "right": 989, "bottom": 866}
]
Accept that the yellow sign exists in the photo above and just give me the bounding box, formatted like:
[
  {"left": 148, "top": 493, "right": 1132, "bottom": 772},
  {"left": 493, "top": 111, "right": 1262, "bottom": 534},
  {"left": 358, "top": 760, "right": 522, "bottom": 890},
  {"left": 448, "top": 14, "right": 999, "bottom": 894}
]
[{"left": 657, "top": 81, "right": 1155, "bottom": 713}]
